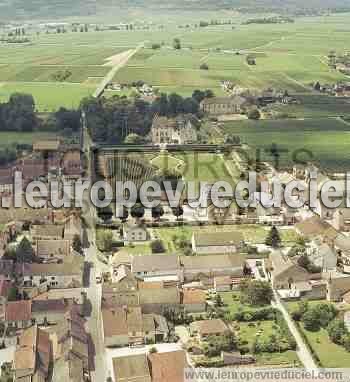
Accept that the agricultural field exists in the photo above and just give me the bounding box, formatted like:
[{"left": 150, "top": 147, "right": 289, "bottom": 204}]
[
  {"left": 1, "top": 13, "right": 350, "bottom": 110},
  {"left": 0, "top": 82, "right": 95, "bottom": 111},
  {"left": 222, "top": 118, "right": 350, "bottom": 171}
]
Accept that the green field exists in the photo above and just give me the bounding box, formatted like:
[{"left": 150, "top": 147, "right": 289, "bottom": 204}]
[
  {"left": 0, "top": 131, "right": 59, "bottom": 148},
  {"left": 222, "top": 118, "right": 350, "bottom": 171},
  {"left": 0, "top": 82, "right": 95, "bottom": 111},
  {"left": 1, "top": 13, "right": 350, "bottom": 110}
]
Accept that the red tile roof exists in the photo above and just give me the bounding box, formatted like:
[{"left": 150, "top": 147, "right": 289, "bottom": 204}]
[
  {"left": 148, "top": 350, "right": 188, "bottom": 382},
  {"left": 5, "top": 300, "right": 32, "bottom": 322}
]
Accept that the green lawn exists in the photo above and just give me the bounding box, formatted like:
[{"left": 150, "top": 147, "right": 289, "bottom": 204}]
[
  {"left": 153, "top": 225, "right": 298, "bottom": 253},
  {"left": 285, "top": 300, "right": 350, "bottom": 367},
  {"left": 298, "top": 326, "right": 350, "bottom": 368},
  {"left": 223, "top": 118, "right": 350, "bottom": 171},
  {"left": 219, "top": 292, "right": 300, "bottom": 366},
  {"left": 0, "top": 82, "right": 95, "bottom": 111},
  {"left": 0, "top": 131, "right": 59, "bottom": 148}
]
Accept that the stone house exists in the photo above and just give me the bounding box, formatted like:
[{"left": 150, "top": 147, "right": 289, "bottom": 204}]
[
  {"left": 123, "top": 221, "right": 148, "bottom": 242},
  {"left": 5, "top": 300, "right": 32, "bottom": 329},
  {"left": 181, "top": 288, "right": 207, "bottom": 313},
  {"left": 131, "top": 254, "right": 181, "bottom": 281},
  {"left": 148, "top": 350, "right": 188, "bottom": 382},
  {"left": 36, "top": 239, "right": 71, "bottom": 262},
  {"left": 333, "top": 208, "right": 350, "bottom": 232},
  {"left": 113, "top": 354, "right": 151, "bottom": 382},
  {"left": 190, "top": 319, "right": 229, "bottom": 341},
  {"left": 327, "top": 275, "right": 350, "bottom": 302},
  {"left": 180, "top": 254, "right": 245, "bottom": 282},
  {"left": 17, "top": 258, "right": 83, "bottom": 289},
  {"left": 151, "top": 114, "right": 198, "bottom": 144},
  {"left": 140, "top": 287, "right": 181, "bottom": 314},
  {"left": 266, "top": 250, "right": 311, "bottom": 289},
  {"left": 31, "top": 298, "right": 73, "bottom": 325},
  {"left": 200, "top": 96, "right": 249, "bottom": 115},
  {"left": 51, "top": 307, "right": 90, "bottom": 382},
  {"left": 13, "top": 325, "right": 52, "bottom": 382},
  {"left": 214, "top": 276, "right": 232, "bottom": 292},
  {"left": 191, "top": 231, "right": 244, "bottom": 254},
  {"left": 30, "top": 224, "right": 64, "bottom": 241}
]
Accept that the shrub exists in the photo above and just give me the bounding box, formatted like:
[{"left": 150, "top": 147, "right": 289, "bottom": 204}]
[{"left": 151, "top": 240, "right": 166, "bottom": 253}]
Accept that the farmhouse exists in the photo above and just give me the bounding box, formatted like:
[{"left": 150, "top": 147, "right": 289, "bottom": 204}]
[
  {"left": 131, "top": 254, "right": 180, "bottom": 280},
  {"left": 266, "top": 250, "right": 310, "bottom": 289},
  {"left": 151, "top": 113, "right": 198, "bottom": 144},
  {"left": 112, "top": 354, "right": 151, "bottom": 382},
  {"left": 214, "top": 276, "right": 233, "bottom": 292},
  {"left": 13, "top": 325, "right": 52, "bottom": 382},
  {"left": 327, "top": 274, "right": 350, "bottom": 302},
  {"left": 148, "top": 350, "right": 188, "bottom": 382},
  {"left": 180, "top": 254, "right": 245, "bottom": 282},
  {"left": 5, "top": 300, "right": 32, "bottom": 329},
  {"left": 17, "top": 258, "right": 83, "bottom": 289},
  {"left": 181, "top": 288, "right": 207, "bottom": 313},
  {"left": 51, "top": 307, "right": 90, "bottom": 382},
  {"left": 123, "top": 221, "right": 148, "bottom": 242},
  {"left": 30, "top": 224, "right": 64, "bottom": 241},
  {"left": 36, "top": 239, "right": 71, "bottom": 261},
  {"left": 191, "top": 231, "right": 244, "bottom": 254},
  {"left": 295, "top": 216, "right": 338, "bottom": 245},
  {"left": 333, "top": 208, "right": 350, "bottom": 232},
  {"left": 140, "top": 287, "right": 181, "bottom": 314},
  {"left": 190, "top": 319, "right": 229, "bottom": 341},
  {"left": 200, "top": 96, "right": 249, "bottom": 115}
]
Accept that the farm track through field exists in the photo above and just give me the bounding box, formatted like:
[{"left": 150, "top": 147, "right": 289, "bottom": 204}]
[{"left": 94, "top": 44, "right": 144, "bottom": 98}]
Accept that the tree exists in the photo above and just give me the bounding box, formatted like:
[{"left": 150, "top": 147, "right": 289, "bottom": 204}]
[
  {"left": 203, "top": 331, "right": 236, "bottom": 357},
  {"left": 124, "top": 133, "right": 144, "bottom": 144},
  {"left": 131, "top": 204, "right": 145, "bottom": 219},
  {"left": 173, "top": 38, "right": 181, "bottom": 50},
  {"left": 151, "top": 206, "right": 164, "bottom": 221},
  {"left": 7, "top": 286, "right": 19, "bottom": 302},
  {"left": 214, "top": 294, "right": 224, "bottom": 307},
  {"left": 200, "top": 63, "right": 209, "bottom": 70},
  {"left": 151, "top": 240, "right": 166, "bottom": 254},
  {"left": 327, "top": 319, "right": 348, "bottom": 345},
  {"left": 314, "top": 81, "right": 321, "bottom": 91},
  {"left": 247, "top": 108, "right": 261, "bottom": 120},
  {"left": 16, "top": 237, "right": 35, "bottom": 263},
  {"left": 172, "top": 206, "right": 184, "bottom": 221},
  {"left": 151, "top": 43, "right": 161, "bottom": 50},
  {"left": 173, "top": 38, "right": 181, "bottom": 49},
  {"left": 239, "top": 280, "right": 273, "bottom": 306},
  {"left": 302, "top": 309, "right": 321, "bottom": 331},
  {"left": 265, "top": 226, "right": 281, "bottom": 248},
  {"left": 72, "top": 234, "right": 83, "bottom": 253},
  {"left": 96, "top": 230, "right": 113, "bottom": 252}
]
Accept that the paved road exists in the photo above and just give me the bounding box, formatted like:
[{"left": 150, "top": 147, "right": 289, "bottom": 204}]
[
  {"left": 272, "top": 290, "right": 318, "bottom": 371},
  {"left": 93, "top": 44, "right": 144, "bottom": 98},
  {"left": 84, "top": 225, "right": 109, "bottom": 382}
]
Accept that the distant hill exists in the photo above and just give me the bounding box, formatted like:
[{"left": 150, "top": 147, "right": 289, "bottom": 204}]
[{"left": 1, "top": 0, "right": 350, "bottom": 20}]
